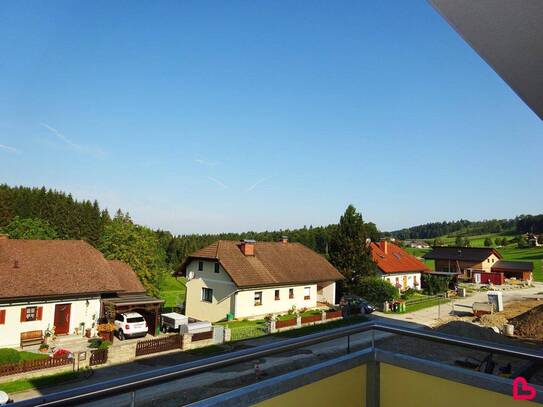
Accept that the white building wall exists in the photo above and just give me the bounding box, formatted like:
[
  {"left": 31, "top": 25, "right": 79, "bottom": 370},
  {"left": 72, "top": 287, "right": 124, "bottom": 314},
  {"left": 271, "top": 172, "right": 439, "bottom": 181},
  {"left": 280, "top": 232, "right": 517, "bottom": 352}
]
[
  {"left": 0, "top": 297, "right": 101, "bottom": 348},
  {"left": 320, "top": 282, "right": 336, "bottom": 305},
  {"left": 382, "top": 273, "right": 422, "bottom": 291},
  {"left": 234, "top": 284, "right": 317, "bottom": 319},
  {"left": 184, "top": 260, "right": 237, "bottom": 323}
]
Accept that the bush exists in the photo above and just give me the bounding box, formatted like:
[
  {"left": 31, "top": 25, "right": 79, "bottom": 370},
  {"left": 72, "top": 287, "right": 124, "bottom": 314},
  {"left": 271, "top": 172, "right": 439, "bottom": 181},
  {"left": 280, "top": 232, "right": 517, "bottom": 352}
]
[
  {"left": 401, "top": 288, "right": 417, "bottom": 300},
  {"left": 0, "top": 348, "right": 21, "bottom": 365},
  {"left": 422, "top": 274, "right": 451, "bottom": 295},
  {"left": 353, "top": 277, "right": 399, "bottom": 304},
  {"left": 98, "top": 340, "right": 112, "bottom": 349},
  {"left": 484, "top": 237, "right": 493, "bottom": 247},
  {"left": 88, "top": 338, "right": 102, "bottom": 349}
]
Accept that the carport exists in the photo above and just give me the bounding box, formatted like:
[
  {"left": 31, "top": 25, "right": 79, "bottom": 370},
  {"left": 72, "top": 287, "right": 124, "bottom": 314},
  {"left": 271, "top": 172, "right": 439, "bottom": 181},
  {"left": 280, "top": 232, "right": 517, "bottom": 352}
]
[
  {"left": 102, "top": 294, "right": 164, "bottom": 336},
  {"left": 491, "top": 260, "right": 533, "bottom": 282}
]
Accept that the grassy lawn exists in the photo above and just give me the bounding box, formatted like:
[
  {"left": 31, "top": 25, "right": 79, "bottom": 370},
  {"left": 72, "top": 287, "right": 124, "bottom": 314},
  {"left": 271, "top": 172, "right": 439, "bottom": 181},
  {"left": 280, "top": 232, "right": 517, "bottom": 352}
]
[
  {"left": 159, "top": 274, "right": 186, "bottom": 310},
  {"left": 216, "top": 319, "right": 267, "bottom": 329},
  {"left": 0, "top": 371, "right": 79, "bottom": 394},
  {"left": 273, "top": 315, "right": 368, "bottom": 338},
  {"left": 18, "top": 351, "right": 49, "bottom": 362},
  {"left": 0, "top": 349, "right": 48, "bottom": 366},
  {"left": 405, "top": 297, "right": 449, "bottom": 313}
]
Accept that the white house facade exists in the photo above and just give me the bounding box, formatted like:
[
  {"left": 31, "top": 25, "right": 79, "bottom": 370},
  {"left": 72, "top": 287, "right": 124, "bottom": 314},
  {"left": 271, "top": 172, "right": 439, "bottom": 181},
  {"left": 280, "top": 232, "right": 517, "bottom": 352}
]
[
  {"left": 0, "top": 297, "right": 101, "bottom": 348},
  {"left": 370, "top": 241, "right": 430, "bottom": 291},
  {"left": 179, "top": 239, "right": 342, "bottom": 323}
]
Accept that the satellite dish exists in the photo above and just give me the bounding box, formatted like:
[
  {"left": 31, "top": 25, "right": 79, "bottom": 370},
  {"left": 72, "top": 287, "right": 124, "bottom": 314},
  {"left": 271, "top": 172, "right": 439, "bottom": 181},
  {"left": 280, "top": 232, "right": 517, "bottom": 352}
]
[{"left": 187, "top": 271, "right": 195, "bottom": 281}]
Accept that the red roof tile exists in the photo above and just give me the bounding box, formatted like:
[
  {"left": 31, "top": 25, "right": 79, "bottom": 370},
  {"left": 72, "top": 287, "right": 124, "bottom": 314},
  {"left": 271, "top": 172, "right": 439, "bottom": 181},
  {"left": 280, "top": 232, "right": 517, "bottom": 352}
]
[{"left": 371, "top": 241, "right": 431, "bottom": 274}]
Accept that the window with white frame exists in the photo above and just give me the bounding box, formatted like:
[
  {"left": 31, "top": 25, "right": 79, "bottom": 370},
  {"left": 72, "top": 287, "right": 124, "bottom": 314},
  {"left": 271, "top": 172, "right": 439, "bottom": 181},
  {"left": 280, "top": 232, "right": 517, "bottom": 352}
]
[
  {"left": 201, "top": 287, "right": 213, "bottom": 303},
  {"left": 254, "top": 291, "right": 263, "bottom": 306},
  {"left": 304, "top": 287, "right": 311, "bottom": 300}
]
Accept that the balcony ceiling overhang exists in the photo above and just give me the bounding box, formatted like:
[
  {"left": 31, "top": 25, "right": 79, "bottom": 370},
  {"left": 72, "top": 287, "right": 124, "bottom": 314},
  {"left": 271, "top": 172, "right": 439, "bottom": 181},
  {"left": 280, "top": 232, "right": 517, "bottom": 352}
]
[{"left": 429, "top": 0, "right": 543, "bottom": 120}]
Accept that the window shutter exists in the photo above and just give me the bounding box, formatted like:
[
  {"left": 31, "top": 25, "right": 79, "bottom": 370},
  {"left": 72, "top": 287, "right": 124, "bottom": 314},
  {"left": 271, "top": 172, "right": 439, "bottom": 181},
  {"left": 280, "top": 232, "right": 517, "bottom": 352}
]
[
  {"left": 37, "top": 307, "right": 43, "bottom": 321},
  {"left": 0, "top": 310, "right": 5, "bottom": 324},
  {"left": 20, "top": 308, "right": 26, "bottom": 322}
]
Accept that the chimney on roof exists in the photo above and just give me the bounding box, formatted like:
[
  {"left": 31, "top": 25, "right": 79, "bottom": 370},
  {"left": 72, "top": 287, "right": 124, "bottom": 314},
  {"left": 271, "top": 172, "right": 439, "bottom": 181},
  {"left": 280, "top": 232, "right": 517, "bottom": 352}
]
[
  {"left": 280, "top": 236, "right": 288, "bottom": 244},
  {"left": 13, "top": 260, "right": 19, "bottom": 269},
  {"left": 380, "top": 239, "right": 388, "bottom": 255},
  {"left": 240, "top": 239, "right": 256, "bottom": 256}
]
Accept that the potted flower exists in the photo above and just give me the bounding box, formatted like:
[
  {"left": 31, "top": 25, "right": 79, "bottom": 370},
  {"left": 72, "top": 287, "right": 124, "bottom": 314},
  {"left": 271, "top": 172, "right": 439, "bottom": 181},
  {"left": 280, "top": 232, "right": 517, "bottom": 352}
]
[
  {"left": 97, "top": 322, "right": 115, "bottom": 342},
  {"left": 39, "top": 343, "right": 49, "bottom": 353}
]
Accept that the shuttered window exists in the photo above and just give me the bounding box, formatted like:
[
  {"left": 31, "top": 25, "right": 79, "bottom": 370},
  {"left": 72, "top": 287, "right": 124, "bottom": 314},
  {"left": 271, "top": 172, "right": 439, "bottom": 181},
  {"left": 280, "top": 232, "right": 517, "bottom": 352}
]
[
  {"left": 0, "top": 310, "right": 5, "bottom": 325},
  {"left": 20, "top": 306, "right": 42, "bottom": 322}
]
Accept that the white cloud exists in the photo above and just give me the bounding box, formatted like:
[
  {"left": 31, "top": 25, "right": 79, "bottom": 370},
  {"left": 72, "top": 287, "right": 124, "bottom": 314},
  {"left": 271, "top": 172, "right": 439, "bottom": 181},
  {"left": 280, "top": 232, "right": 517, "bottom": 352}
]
[
  {"left": 245, "top": 176, "right": 272, "bottom": 192},
  {"left": 40, "top": 123, "right": 105, "bottom": 157},
  {"left": 207, "top": 176, "right": 228, "bottom": 190},
  {"left": 194, "top": 157, "right": 219, "bottom": 167},
  {"left": 0, "top": 144, "right": 19, "bottom": 154}
]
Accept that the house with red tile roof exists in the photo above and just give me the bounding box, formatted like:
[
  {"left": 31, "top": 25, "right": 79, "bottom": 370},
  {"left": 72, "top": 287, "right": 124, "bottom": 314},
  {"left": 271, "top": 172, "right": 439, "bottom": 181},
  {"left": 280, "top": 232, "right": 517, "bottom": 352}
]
[
  {"left": 370, "top": 241, "right": 431, "bottom": 291},
  {"left": 0, "top": 236, "right": 162, "bottom": 348},
  {"left": 176, "top": 238, "right": 343, "bottom": 322}
]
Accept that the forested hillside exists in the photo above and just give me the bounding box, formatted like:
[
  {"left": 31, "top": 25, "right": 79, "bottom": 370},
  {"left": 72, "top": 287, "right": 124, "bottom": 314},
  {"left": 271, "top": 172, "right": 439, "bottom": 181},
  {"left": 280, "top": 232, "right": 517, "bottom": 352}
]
[
  {"left": 0, "top": 184, "right": 380, "bottom": 295},
  {"left": 388, "top": 215, "right": 543, "bottom": 240},
  {"left": 2, "top": 184, "right": 540, "bottom": 295}
]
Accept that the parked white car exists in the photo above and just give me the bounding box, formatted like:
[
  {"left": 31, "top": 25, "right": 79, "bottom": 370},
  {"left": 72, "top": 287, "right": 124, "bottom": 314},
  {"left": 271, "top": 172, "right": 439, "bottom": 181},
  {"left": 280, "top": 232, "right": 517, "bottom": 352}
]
[{"left": 114, "top": 312, "right": 148, "bottom": 340}]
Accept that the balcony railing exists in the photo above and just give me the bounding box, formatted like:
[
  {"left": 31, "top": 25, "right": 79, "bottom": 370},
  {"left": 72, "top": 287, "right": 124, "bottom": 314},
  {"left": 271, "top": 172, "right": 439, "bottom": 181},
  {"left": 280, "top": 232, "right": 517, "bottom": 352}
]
[{"left": 13, "top": 320, "right": 543, "bottom": 406}]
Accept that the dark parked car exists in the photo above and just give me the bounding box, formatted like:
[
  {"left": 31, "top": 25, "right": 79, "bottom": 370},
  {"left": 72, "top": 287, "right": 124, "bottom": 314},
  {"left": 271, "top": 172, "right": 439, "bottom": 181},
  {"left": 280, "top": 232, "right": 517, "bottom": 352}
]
[{"left": 340, "top": 295, "right": 375, "bottom": 316}]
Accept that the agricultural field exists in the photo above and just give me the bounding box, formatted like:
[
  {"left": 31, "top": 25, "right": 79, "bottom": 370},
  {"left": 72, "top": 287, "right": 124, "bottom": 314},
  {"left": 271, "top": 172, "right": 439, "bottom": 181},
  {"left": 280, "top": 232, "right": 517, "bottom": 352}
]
[{"left": 404, "top": 233, "right": 543, "bottom": 282}]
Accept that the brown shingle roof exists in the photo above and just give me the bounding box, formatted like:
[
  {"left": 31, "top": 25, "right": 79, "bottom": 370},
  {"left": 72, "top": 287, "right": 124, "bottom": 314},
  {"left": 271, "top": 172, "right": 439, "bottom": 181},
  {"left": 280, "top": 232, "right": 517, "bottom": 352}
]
[
  {"left": 0, "top": 239, "right": 138, "bottom": 300},
  {"left": 492, "top": 260, "right": 533, "bottom": 272},
  {"left": 108, "top": 260, "right": 145, "bottom": 294},
  {"left": 177, "top": 240, "right": 343, "bottom": 288},
  {"left": 423, "top": 246, "right": 502, "bottom": 262}
]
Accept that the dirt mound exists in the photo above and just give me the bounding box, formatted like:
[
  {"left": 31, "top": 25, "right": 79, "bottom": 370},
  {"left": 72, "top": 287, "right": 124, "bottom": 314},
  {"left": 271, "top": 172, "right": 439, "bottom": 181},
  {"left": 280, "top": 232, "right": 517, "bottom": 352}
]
[
  {"left": 509, "top": 304, "right": 543, "bottom": 340},
  {"left": 479, "top": 313, "right": 508, "bottom": 328},
  {"left": 435, "top": 321, "right": 516, "bottom": 346}
]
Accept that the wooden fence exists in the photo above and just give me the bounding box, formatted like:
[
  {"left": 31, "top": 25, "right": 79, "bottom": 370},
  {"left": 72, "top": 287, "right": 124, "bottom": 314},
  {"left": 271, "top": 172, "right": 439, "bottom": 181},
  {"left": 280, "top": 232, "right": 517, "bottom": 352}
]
[
  {"left": 301, "top": 314, "right": 321, "bottom": 324},
  {"left": 192, "top": 330, "right": 213, "bottom": 342},
  {"left": 325, "top": 311, "right": 342, "bottom": 320},
  {"left": 276, "top": 318, "right": 297, "bottom": 329},
  {"left": 136, "top": 334, "right": 183, "bottom": 357},
  {"left": 90, "top": 349, "right": 108, "bottom": 366},
  {"left": 0, "top": 356, "right": 72, "bottom": 377}
]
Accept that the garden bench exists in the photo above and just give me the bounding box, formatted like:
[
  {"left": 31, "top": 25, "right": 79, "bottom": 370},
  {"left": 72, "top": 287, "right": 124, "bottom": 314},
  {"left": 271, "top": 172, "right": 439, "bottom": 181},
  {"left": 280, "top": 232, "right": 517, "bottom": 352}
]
[{"left": 20, "top": 330, "right": 43, "bottom": 349}]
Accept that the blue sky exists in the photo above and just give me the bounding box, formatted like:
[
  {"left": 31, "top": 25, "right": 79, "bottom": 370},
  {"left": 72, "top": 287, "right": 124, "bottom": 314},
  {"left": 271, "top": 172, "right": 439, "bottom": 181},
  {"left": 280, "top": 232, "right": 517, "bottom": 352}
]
[{"left": 1, "top": 1, "right": 542, "bottom": 234}]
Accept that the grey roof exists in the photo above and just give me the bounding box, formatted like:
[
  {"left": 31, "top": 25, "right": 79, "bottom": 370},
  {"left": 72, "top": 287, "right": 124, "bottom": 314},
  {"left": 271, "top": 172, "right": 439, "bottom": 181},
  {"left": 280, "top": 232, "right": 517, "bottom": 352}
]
[
  {"left": 423, "top": 246, "right": 502, "bottom": 262},
  {"left": 492, "top": 260, "right": 533, "bottom": 272},
  {"left": 430, "top": 0, "right": 543, "bottom": 120}
]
